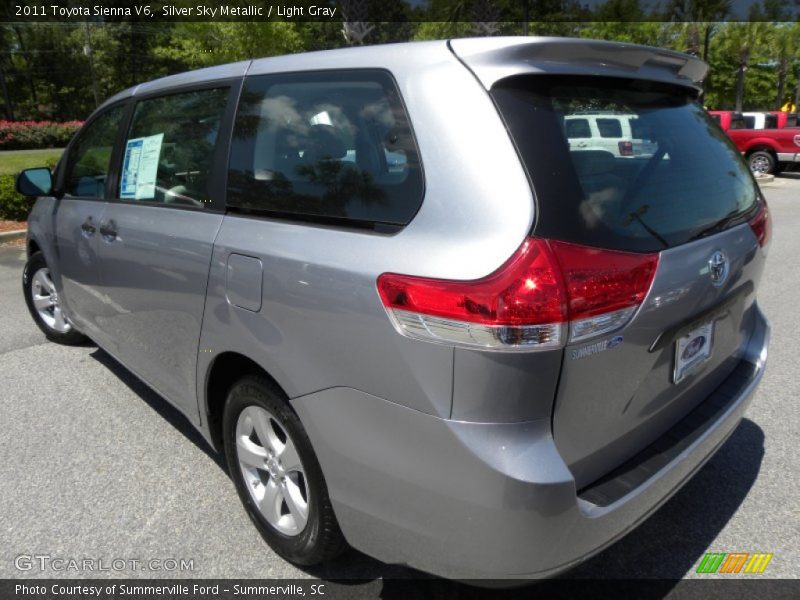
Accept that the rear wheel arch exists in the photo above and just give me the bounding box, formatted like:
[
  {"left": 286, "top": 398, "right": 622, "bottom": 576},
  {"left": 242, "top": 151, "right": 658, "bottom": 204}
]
[
  {"left": 745, "top": 145, "right": 777, "bottom": 159},
  {"left": 27, "top": 238, "right": 41, "bottom": 257},
  {"left": 204, "top": 352, "right": 290, "bottom": 453}
]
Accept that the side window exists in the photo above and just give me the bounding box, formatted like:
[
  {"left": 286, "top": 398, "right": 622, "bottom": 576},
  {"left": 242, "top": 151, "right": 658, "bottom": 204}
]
[
  {"left": 227, "top": 70, "right": 424, "bottom": 227},
  {"left": 64, "top": 105, "right": 125, "bottom": 198},
  {"left": 596, "top": 118, "right": 623, "bottom": 138},
  {"left": 730, "top": 116, "right": 747, "bottom": 130},
  {"left": 119, "top": 87, "right": 229, "bottom": 206},
  {"left": 565, "top": 118, "right": 590, "bottom": 138}
]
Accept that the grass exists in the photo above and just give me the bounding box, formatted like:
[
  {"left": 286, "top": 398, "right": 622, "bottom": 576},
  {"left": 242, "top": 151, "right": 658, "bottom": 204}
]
[{"left": 0, "top": 148, "right": 65, "bottom": 176}]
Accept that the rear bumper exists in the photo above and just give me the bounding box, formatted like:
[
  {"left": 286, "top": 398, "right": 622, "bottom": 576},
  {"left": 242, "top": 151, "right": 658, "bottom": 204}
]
[{"left": 292, "top": 305, "right": 769, "bottom": 580}]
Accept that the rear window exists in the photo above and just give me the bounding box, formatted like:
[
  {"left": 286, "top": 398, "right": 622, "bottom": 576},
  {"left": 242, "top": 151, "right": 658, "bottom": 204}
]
[
  {"left": 492, "top": 76, "right": 759, "bottom": 253},
  {"left": 227, "top": 70, "right": 423, "bottom": 229}
]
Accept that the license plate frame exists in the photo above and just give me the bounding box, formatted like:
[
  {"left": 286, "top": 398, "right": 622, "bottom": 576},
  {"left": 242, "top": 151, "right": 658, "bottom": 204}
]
[{"left": 673, "top": 321, "right": 714, "bottom": 384}]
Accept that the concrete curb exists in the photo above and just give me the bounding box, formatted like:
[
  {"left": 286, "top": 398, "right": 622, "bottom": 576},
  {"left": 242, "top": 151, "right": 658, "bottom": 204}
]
[
  {"left": 0, "top": 229, "right": 26, "bottom": 243},
  {"left": 754, "top": 174, "right": 775, "bottom": 185}
]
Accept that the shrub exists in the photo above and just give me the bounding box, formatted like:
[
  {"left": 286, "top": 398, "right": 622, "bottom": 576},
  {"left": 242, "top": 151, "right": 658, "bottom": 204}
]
[
  {"left": 0, "top": 174, "right": 33, "bottom": 221},
  {"left": 0, "top": 120, "right": 83, "bottom": 150}
]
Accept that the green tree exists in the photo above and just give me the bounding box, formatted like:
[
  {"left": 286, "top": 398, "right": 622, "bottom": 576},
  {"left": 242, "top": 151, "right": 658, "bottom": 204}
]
[
  {"left": 155, "top": 22, "right": 305, "bottom": 69},
  {"left": 708, "top": 22, "right": 772, "bottom": 110},
  {"left": 767, "top": 24, "right": 799, "bottom": 110},
  {"left": 413, "top": 21, "right": 474, "bottom": 41},
  {"left": 578, "top": 0, "right": 679, "bottom": 47},
  {"left": 663, "top": 0, "right": 730, "bottom": 90}
]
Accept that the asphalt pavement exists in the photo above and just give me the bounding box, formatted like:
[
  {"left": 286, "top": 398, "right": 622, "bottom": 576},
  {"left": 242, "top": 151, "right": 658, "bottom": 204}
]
[{"left": 0, "top": 177, "right": 798, "bottom": 587}]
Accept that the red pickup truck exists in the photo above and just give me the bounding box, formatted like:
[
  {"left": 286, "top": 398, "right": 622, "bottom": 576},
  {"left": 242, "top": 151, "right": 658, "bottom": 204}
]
[
  {"left": 727, "top": 127, "right": 800, "bottom": 174},
  {"left": 708, "top": 110, "right": 747, "bottom": 131}
]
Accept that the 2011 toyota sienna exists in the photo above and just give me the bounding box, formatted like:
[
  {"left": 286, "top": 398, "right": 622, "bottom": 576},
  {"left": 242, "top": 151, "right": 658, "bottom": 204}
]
[{"left": 17, "top": 37, "right": 771, "bottom": 580}]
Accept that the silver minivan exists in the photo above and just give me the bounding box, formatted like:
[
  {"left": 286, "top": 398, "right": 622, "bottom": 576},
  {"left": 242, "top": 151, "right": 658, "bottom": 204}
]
[{"left": 18, "top": 37, "right": 771, "bottom": 580}]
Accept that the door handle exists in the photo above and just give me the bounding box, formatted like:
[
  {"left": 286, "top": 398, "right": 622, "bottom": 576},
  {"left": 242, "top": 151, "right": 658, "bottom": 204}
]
[
  {"left": 99, "top": 219, "right": 117, "bottom": 241},
  {"left": 80, "top": 218, "right": 96, "bottom": 237}
]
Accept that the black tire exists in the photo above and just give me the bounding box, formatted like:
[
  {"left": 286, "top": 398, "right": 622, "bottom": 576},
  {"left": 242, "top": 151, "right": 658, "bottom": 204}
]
[
  {"left": 223, "top": 375, "right": 347, "bottom": 565},
  {"left": 22, "top": 251, "right": 87, "bottom": 345},
  {"left": 748, "top": 150, "right": 776, "bottom": 175}
]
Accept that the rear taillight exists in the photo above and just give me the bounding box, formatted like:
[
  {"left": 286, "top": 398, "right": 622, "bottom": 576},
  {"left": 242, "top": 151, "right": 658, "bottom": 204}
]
[
  {"left": 749, "top": 201, "right": 772, "bottom": 250},
  {"left": 618, "top": 141, "right": 633, "bottom": 156},
  {"left": 377, "top": 239, "right": 659, "bottom": 351},
  {"left": 377, "top": 239, "right": 567, "bottom": 350},
  {"left": 549, "top": 240, "right": 659, "bottom": 342}
]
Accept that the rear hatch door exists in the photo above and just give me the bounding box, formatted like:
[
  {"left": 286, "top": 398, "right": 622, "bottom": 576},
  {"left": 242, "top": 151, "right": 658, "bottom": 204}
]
[{"left": 486, "top": 68, "right": 768, "bottom": 488}]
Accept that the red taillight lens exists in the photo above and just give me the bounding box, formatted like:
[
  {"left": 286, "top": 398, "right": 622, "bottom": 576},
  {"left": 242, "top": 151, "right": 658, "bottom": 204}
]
[
  {"left": 749, "top": 201, "right": 772, "bottom": 249},
  {"left": 549, "top": 241, "right": 659, "bottom": 321},
  {"left": 377, "top": 238, "right": 659, "bottom": 350},
  {"left": 618, "top": 141, "right": 633, "bottom": 156},
  {"left": 377, "top": 238, "right": 566, "bottom": 327}
]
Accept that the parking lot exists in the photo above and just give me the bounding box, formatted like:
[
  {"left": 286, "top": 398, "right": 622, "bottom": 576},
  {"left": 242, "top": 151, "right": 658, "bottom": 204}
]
[{"left": 1, "top": 176, "right": 798, "bottom": 587}]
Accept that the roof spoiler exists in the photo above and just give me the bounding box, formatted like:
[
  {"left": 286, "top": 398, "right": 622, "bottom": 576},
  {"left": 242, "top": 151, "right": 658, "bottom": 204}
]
[{"left": 449, "top": 37, "right": 708, "bottom": 93}]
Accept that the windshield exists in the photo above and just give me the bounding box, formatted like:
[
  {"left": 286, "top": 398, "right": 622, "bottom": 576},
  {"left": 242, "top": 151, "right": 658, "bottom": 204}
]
[{"left": 492, "top": 76, "right": 759, "bottom": 252}]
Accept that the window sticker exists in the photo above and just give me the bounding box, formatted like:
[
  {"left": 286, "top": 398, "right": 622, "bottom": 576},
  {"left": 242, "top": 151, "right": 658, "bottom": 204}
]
[{"left": 120, "top": 133, "right": 163, "bottom": 199}]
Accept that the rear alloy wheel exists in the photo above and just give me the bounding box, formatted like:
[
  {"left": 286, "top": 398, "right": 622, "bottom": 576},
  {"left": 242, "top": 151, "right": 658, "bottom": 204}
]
[
  {"left": 748, "top": 151, "right": 776, "bottom": 175},
  {"left": 236, "top": 405, "right": 310, "bottom": 536},
  {"left": 22, "top": 252, "right": 87, "bottom": 344},
  {"left": 223, "top": 376, "right": 346, "bottom": 565}
]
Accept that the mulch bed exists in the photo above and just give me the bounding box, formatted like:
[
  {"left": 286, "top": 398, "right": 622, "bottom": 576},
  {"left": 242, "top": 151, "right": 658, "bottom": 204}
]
[{"left": 0, "top": 220, "right": 26, "bottom": 233}]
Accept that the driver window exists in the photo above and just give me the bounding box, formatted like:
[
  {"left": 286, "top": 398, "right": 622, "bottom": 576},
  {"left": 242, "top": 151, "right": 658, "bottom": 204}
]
[
  {"left": 119, "top": 87, "right": 228, "bottom": 207},
  {"left": 64, "top": 105, "right": 125, "bottom": 198}
]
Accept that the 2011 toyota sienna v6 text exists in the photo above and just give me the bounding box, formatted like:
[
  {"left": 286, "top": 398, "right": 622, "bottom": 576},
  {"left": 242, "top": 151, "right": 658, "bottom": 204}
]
[{"left": 17, "top": 37, "right": 771, "bottom": 580}]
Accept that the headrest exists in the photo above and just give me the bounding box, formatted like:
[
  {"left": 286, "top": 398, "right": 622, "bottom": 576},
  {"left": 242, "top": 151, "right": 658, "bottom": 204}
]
[{"left": 304, "top": 124, "right": 347, "bottom": 161}]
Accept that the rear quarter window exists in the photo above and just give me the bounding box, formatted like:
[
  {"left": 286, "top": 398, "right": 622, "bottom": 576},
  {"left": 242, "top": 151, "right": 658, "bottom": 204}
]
[
  {"left": 491, "top": 76, "right": 759, "bottom": 253},
  {"left": 597, "top": 118, "right": 623, "bottom": 138},
  {"left": 227, "top": 70, "right": 423, "bottom": 229},
  {"left": 630, "top": 119, "right": 652, "bottom": 140}
]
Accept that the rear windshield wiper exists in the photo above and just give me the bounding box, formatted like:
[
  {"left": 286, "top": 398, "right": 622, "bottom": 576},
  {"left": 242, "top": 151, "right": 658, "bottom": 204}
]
[
  {"left": 623, "top": 205, "right": 669, "bottom": 249},
  {"left": 689, "top": 209, "right": 745, "bottom": 241}
]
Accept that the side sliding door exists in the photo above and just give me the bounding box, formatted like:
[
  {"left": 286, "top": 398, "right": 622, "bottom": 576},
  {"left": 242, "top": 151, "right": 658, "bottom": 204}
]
[{"left": 95, "top": 81, "right": 241, "bottom": 418}]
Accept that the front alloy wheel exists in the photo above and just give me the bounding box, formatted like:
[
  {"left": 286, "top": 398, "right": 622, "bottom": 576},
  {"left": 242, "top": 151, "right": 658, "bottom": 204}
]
[
  {"left": 23, "top": 251, "right": 86, "bottom": 345},
  {"left": 30, "top": 267, "right": 71, "bottom": 333}
]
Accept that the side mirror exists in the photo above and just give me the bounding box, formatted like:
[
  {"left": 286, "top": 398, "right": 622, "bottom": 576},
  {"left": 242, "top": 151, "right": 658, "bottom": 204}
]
[{"left": 16, "top": 168, "right": 53, "bottom": 197}]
